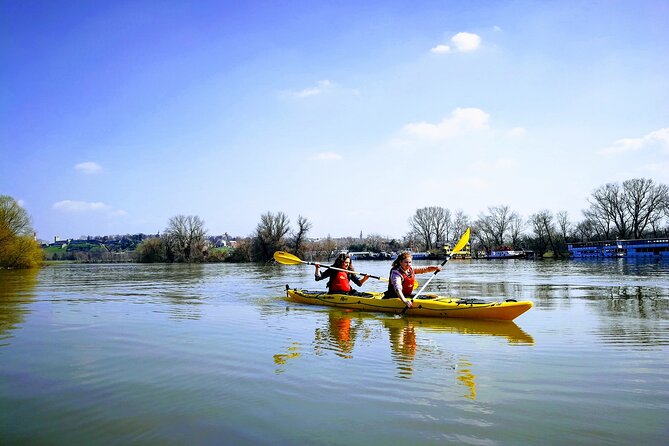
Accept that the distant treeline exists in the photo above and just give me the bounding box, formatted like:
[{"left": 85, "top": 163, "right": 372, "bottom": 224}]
[{"left": 4, "top": 177, "right": 667, "bottom": 268}]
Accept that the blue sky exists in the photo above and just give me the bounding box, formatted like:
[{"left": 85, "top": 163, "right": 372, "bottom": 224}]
[{"left": 2, "top": 0, "right": 668, "bottom": 241}]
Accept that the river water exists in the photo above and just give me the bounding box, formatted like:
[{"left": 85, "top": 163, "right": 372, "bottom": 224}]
[{"left": 1, "top": 260, "right": 668, "bottom": 445}]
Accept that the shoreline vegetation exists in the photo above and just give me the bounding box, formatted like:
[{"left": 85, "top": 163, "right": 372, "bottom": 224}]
[{"left": 2, "top": 178, "right": 669, "bottom": 269}]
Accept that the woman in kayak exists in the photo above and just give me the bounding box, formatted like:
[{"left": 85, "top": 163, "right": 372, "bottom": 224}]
[
  {"left": 314, "top": 253, "right": 369, "bottom": 294},
  {"left": 384, "top": 252, "right": 441, "bottom": 307}
]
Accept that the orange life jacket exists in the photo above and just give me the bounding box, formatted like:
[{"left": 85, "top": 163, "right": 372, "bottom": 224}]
[
  {"left": 386, "top": 267, "right": 414, "bottom": 297},
  {"left": 329, "top": 271, "right": 352, "bottom": 293}
]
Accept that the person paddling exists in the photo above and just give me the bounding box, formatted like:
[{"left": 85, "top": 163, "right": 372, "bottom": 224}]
[
  {"left": 314, "top": 253, "right": 369, "bottom": 294},
  {"left": 383, "top": 252, "right": 441, "bottom": 307}
]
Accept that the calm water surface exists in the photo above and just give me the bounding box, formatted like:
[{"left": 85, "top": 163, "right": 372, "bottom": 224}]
[{"left": 1, "top": 260, "right": 668, "bottom": 445}]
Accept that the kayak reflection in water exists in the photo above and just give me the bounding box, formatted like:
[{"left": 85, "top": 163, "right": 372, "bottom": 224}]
[
  {"left": 384, "top": 252, "right": 442, "bottom": 307},
  {"left": 387, "top": 322, "right": 418, "bottom": 378},
  {"left": 314, "top": 311, "right": 363, "bottom": 359},
  {"left": 314, "top": 253, "right": 369, "bottom": 294}
]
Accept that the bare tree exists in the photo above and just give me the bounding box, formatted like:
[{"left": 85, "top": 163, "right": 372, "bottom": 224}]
[
  {"left": 164, "top": 215, "right": 207, "bottom": 262},
  {"left": 528, "top": 211, "right": 550, "bottom": 256},
  {"left": 476, "top": 205, "right": 521, "bottom": 247},
  {"left": 363, "top": 233, "right": 385, "bottom": 252},
  {"left": 587, "top": 183, "right": 630, "bottom": 238},
  {"left": 582, "top": 178, "right": 669, "bottom": 240},
  {"left": 509, "top": 215, "right": 525, "bottom": 247},
  {"left": 574, "top": 219, "right": 596, "bottom": 241},
  {"left": 433, "top": 207, "right": 452, "bottom": 248},
  {"left": 556, "top": 211, "right": 571, "bottom": 242},
  {"left": 408, "top": 206, "right": 451, "bottom": 250},
  {"left": 408, "top": 207, "right": 435, "bottom": 250},
  {"left": 622, "top": 178, "right": 669, "bottom": 238},
  {"left": 290, "top": 215, "right": 312, "bottom": 258},
  {"left": 452, "top": 210, "right": 471, "bottom": 242},
  {"left": 530, "top": 209, "right": 563, "bottom": 258},
  {"left": 253, "top": 211, "right": 290, "bottom": 261}
]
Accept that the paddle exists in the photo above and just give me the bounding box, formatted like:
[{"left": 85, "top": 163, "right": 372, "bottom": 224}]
[
  {"left": 399, "top": 227, "right": 471, "bottom": 315},
  {"left": 273, "top": 251, "right": 387, "bottom": 282}
]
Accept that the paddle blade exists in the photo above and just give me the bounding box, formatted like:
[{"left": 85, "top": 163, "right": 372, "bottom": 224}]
[
  {"left": 273, "top": 251, "right": 303, "bottom": 265},
  {"left": 451, "top": 228, "right": 471, "bottom": 255}
]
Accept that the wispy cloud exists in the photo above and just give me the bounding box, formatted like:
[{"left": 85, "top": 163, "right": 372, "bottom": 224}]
[
  {"left": 430, "top": 44, "right": 451, "bottom": 54},
  {"left": 52, "top": 200, "right": 127, "bottom": 219},
  {"left": 507, "top": 127, "right": 526, "bottom": 137},
  {"left": 53, "top": 200, "right": 111, "bottom": 212},
  {"left": 290, "top": 80, "right": 332, "bottom": 98},
  {"left": 75, "top": 161, "right": 102, "bottom": 174},
  {"left": 432, "top": 32, "right": 482, "bottom": 54},
  {"left": 599, "top": 127, "right": 669, "bottom": 155},
  {"left": 311, "top": 152, "right": 343, "bottom": 161},
  {"left": 403, "top": 107, "right": 490, "bottom": 141}
]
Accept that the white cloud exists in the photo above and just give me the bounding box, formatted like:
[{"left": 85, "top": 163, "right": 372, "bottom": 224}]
[
  {"left": 53, "top": 200, "right": 111, "bottom": 212},
  {"left": 292, "top": 80, "right": 332, "bottom": 98},
  {"left": 451, "top": 32, "right": 481, "bottom": 52},
  {"left": 507, "top": 127, "right": 526, "bottom": 137},
  {"left": 403, "top": 107, "right": 490, "bottom": 141},
  {"left": 74, "top": 161, "right": 102, "bottom": 174},
  {"left": 430, "top": 31, "right": 481, "bottom": 55},
  {"left": 493, "top": 26, "right": 502, "bottom": 32},
  {"left": 430, "top": 44, "right": 451, "bottom": 54},
  {"left": 311, "top": 152, "right": 343, "bottom": 161},
  {"left": 599, "top": 127, "right": 669, "bottom": 155},
  {"left": 52, "top": 200, "right": 129, "bottom": 221}
]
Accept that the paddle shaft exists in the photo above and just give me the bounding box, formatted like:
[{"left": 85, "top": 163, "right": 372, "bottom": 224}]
[{"left": 306, "top": 260, "right": 384, "bottom": 281}]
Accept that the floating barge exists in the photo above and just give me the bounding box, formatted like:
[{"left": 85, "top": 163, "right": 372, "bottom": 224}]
[{"left": 568, "top": 238, "right": 669, "bottom": 258}]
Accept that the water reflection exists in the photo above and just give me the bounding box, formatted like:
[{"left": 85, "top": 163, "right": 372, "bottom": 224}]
[
  {"left": 273, "top": 342, "right": 302, "bottom": 373},
  {"left": 314, "top": 310, "right": 370, "bottom": 359},
  {"left": 382, "top": 316, "right": 534, "bottom": 380},
  {"left": 280, "top": 308, "right": 534, "bottom": 398},
  {"left": 0, "top": 268, "right": 38, "bottom": 343},
  {"left": 456, "top": 359, "right": 477, "bottom": 400}
]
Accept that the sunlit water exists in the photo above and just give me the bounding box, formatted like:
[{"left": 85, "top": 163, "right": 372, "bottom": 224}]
[{"left": 1, "top": 260, "right": 668, "bottom": 445}]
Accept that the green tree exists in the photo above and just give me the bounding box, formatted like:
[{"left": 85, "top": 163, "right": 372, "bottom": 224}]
[
  {"left": 0, "top": 195, "right": 43, "bottom": 268},
  {"left": 135, "top": 237, "right": 167, "bottom": 263}
]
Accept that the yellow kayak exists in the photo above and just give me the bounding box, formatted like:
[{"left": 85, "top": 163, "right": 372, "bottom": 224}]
[{"left": 285, "top": 287, "right": 533, "bottom": 321}]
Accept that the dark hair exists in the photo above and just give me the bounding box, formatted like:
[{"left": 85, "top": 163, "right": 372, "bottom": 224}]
[
  {"left": 333, "top": 253, "right": 354, "bottom": 270},
  {"left": 391, "top": 252, "right": 412, "bottom": 269}
]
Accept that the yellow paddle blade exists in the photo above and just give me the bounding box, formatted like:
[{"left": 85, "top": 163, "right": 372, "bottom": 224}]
[
  {"left": 273, "top": 251, "right": 303, "bottom": 265},
  {"left": 451, "top": 227, "right": 471, "bottom": 255}
]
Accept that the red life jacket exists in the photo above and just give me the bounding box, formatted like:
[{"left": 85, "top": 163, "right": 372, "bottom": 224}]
[
  {"left": 386, "top": 267, "right": 414, "bottom": 297},
  {"left": 329, "top": 271, "right": 352, "bottom": 293}
]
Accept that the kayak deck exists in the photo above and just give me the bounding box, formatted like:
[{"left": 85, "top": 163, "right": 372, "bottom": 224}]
[{"left": 285, "top": 287, "right": 533, "bottom": 321}]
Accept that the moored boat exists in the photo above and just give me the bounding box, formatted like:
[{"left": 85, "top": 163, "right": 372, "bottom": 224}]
[
  {"left": 485, "top": 247, "right": 526, "bottom": 259},
  {"left": 285, "top": 287, "right": 533, "bottom": 321}
]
